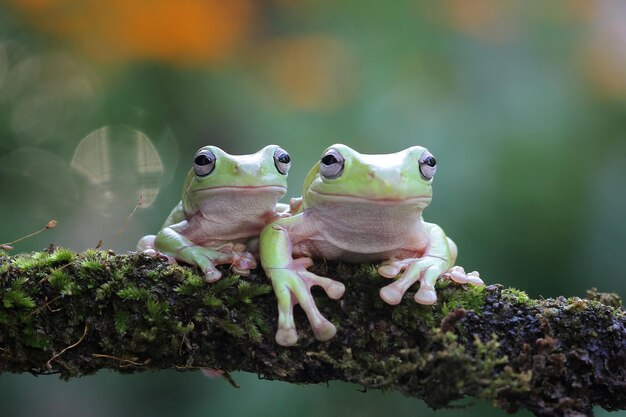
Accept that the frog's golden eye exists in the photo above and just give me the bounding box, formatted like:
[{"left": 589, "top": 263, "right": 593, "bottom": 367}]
[
  {"left": 419, "top": 151, "right": 437, "bottom": 181},
  {"left": 320, "top": 149, "right": 344, "bottom": 179},
  {"left": 194, "top": 149, "right": 216, "bottom": 177},
  {"left": 273, "top": 147, "right": 291, "bottom": 175}
]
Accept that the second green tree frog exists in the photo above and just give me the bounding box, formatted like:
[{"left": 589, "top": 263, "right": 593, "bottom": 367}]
[
  {"left": 260, "top": 144, "right": 484, "bottom": 346},
  {"left": 138, "top": 145, "right": 291, "bottom": 281}
]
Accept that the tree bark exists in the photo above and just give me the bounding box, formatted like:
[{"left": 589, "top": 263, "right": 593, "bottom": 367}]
[{"left": 0, "top": 248, "right": 624, "bottom": 417}]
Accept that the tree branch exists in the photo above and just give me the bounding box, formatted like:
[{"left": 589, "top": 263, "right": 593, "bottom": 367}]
[{"left": 0, "top": 248, "right": 624, "bottom": 417}]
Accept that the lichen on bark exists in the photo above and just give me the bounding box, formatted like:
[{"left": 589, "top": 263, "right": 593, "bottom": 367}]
[{"left": 0, "top": 248, "right": 624, "bottom": 417}]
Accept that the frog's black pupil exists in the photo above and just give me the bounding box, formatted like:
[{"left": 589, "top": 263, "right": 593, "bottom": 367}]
[
  {"left": 195, "top": 154, "right": 212, "bottom": 166},
  {"left": 424, "top": 156, "right": 436, "bottom": 167},
  {"left": 278, "top": 153, "right": 290, "bottom": 164},
  {"left": 321, "top": 154, "right": 338, "bottom": 165}
]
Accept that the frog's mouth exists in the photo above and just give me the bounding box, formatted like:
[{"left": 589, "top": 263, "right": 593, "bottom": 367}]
[
  {"left": 192, "top": 185, "right": 287, "bottom": 193},
  {"left": 308, "top": 190, "right": 432, "bottom": 205}
]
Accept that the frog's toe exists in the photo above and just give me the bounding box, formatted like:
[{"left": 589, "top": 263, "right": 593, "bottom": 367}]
[
  {"left": 466, "top": 271, "right": 484, "bottom": 285},
  {"left": 204, "top": 268, "right": 222, "bottom": 283},
  {"left": 414, "top": 286, "right": 437, "bottom": 305},
  {"left": 445, "top": 266, "right": 484, "bottom": 286},
  {"left": 276, "top": 327, "right": 298, "bottom": 346},
  {"left": 231, "top": 266, "right": 251, "bottom": 276},
  {"left": 326, "top": 281, "right": 345, "bottom": 300},
  {"left": 301, "top": 271, "right": 345, "bottom": 299},
  {"left": 312, "top": 320, "right": 337, "bottom": 342},
  {"left": 143, "top": 248, "right": 158, "bottom": 257},
  {"left": 378, "top": 264, "right": 400, "bottom": 278},
  {"left": 380, "top": 286, "right": 403, "bottom": 305}
]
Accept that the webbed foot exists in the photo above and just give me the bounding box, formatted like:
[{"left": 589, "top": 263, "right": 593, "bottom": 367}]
[
  {"left": 268, "top": 257, "right": 345, "bottom": 346},
  {"left": 378, "top": 256, "right": 449, "bottom": 305},
  {"left": 179, "top": 243, "right": 257, "bottom": 282},
  {"left": 442, "top": 266, "right": 484, "bottom": 285}
]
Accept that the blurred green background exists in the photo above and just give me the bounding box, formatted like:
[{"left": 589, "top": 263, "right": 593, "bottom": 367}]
[{"left": 0, "top": 0, "right": 624, "bottom": 416}]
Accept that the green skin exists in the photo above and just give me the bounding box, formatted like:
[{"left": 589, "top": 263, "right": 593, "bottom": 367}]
[
  {"left": 260, "top": 144, "right": 484, "bottom": 346},
  {"left": 138, "top": 145, "right": 290, "bottom": 282}
]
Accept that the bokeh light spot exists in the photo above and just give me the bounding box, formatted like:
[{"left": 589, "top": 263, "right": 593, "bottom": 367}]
[{"left": 71, "top": 126, "right": 164, "bottom": 212}]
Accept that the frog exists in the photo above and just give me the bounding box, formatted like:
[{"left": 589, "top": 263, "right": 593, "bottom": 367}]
[
  {"left": 138, "top": 144, "right": 292, "bottom": 282},
  {"left": 260, "top": 144, "right": 484, "bottom": 346}
]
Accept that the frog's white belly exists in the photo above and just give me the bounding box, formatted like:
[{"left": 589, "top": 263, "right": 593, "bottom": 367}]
[
  {"left": 183, "top": 192, "right": 281, "bottom": 245},
  {"left": 291, "top": 203, "right": 428, "bottom": 262}
]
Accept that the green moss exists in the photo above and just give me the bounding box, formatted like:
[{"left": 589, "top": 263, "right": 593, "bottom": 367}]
[
  {"left": 500, "top": 287, "right": 533, "bottom": 305},
  {"left": 117, "top": 285, "right": 149, "bottom": 301},
  {"left": 22, "top": 326, "right": 50, "bottom": 349},
  {"left": 202, "top": 294, "right": 223, "bottom": 308},
  {"left": 175, "top": 321, "right": 195, "bottom": 335},
  {"left": 174, "top": 270, "right": 207, "bottom": 295},
  {"left": 3, "top": 289, "right": 36, "bottom": 309},
  {"left": 80, "top": 259, "right": 103, "bottom": 272},
  {"left": 439, "top": 284, "right": 488, "bottom": 317},
  {"left": 114, "top": 309, "right": 130, "bottom": 335},
  {"left": 233, "top": 281, "right": 272, "bottom": 305},
  {"left": 48, "top": 269, "right": 80, "bottom": 296},
  {"left": 49, "top": 248, "right": 75, "bottom": 264},
  {"left": 11, "top": 253, "right": 50, "bottom": 270},
  {"left": 145, "top": 299, "right": 170, "bottom": 323},
  {"left": 216, "top": 319, "right": 245, "bottom": 339},
  {"left": 95, "top": 282, "right": 113, "bottom": 301}
]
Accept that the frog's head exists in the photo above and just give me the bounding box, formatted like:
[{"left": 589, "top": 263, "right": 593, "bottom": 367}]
[
  {"left": 303, "top": 144, "right": 436, "bottom": 210},
  {"left": 183, "top": 144, "right": 290, "bottom": 204}
]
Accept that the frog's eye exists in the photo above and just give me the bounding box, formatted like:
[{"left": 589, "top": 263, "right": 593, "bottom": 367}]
[
  {"left": 319, "top": 149, "right": 345, "bottom": 179},
  {"left": 418, "top": 151, "right": 437, "bottom": 181},
  {"left": 194, "top": 149, "right": 216, "bottom": 177},
  {"left": 273, "top": 147, "right": 291, "bottom": 175}
]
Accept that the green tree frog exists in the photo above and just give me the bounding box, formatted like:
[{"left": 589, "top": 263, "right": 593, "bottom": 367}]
[
  {"left": 138, "top": 145, "right": 292, "bottom": 281},
  {"left": 260, "top": 144, "right": 484, "bottom": 346}
]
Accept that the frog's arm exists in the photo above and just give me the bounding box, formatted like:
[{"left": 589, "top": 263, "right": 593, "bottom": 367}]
[
  {"left": 260, "top": 215, "right": 345, "bottom": 346},
  {"left": 137, "top": 202, "right": 187, "bottom": 252},
  {"left": 154, "top": 221, "right": 255, "bottom": 282},
  {"left": 161, "top": 201, "right": 186, "bottom": 228},
  {"left": 378, "top": 221, "right": 482, "bottom": 306}
]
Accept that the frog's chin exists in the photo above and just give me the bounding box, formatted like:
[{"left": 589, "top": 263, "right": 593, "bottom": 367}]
[{"left": 307, "top": 189, "right": 432, "bottom": 206}]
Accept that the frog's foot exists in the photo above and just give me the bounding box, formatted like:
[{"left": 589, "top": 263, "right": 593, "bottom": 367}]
[
  {"left": 179, "top": 246, "right": 242, "bottom": 283},
  {"left": 378, "top": 257, "right": 448, "bottom": 306},
  {"left": 219, "top": 243, "right": 257, "bottom": 276},
  {"left": 442, "top": 266, "right": 484, "bottom": 286},
  {"left": 137, "top": 236, "right": 178, "bottom": 263},
  {"left": 269, "top": 258, "right": 345, "bottom": 346}
]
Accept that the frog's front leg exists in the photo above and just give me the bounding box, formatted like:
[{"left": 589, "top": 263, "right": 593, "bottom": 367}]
[
  {"left": 260, "top": 220, "right": 345, "bottom": 346},
  {"left": 155, "top": 222, "right": 256, "bottom": 282},
  {"left": 378, "top": 224, "right": 483, "bottom": 305}
]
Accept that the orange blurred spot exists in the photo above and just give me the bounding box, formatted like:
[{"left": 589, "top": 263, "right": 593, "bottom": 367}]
[
  {"left": 580, "top": 41, "right": 626, "bottom": 98},
  {"left": 8, "top": 0, "right": 256, "bottom": 65},
  {"left": 566, "top": 0, "right": 595, "bottom": 22},
  {"left": 259, "top": 36, "right": 357, "bottom": 110},
  {"left": 441, "top": 0, "right": 515, "bottom": 42}
]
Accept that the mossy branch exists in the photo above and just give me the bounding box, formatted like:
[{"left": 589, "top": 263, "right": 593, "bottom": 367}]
[{"left": 0, "top": 249, "right": 624, "bottom": 417}]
